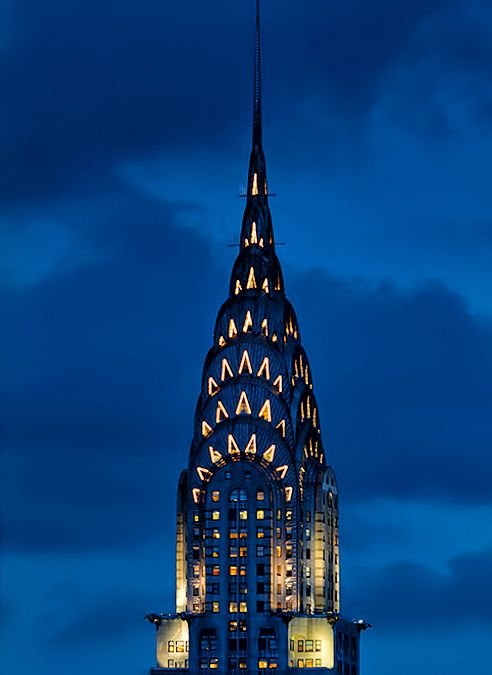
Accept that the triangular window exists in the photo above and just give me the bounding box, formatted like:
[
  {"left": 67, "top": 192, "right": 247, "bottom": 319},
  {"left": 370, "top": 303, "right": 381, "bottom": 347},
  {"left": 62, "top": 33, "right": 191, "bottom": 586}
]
[
  {"left": 261, "top": 318, "right": 269, "bottom": 337},
  {"left": 263, "top": 444, "right": 276, "bottom": 463},
  {"left": 243, "top": 310, "right": 253, "bottom": 333},
  {"left": 238, "top": 350, "right": 253, "bottom": 375},
  {"left": 245, "top": 433, "right": 257, "bottom": 456},
  {"left": 229, "top": 319, "right": 238, "bottom": 339},
  {"left": 208, "top": 377, "right": 220, "bottom": 396},
  {"left": 247, "top": 267, "right": 257, "bottom": 290},
  {"left": 228, "top": 434, "right": 241, "bottom": 456},
  {"left": 235, "top": 280, "right": 242, "bottom": 296},
  {"left": 209, "top": 446, "right": 222, "bottom": 463},
  {"left": 202, "top": 420, "right": 213, "bottom": 438},
  {"left": 257, "top": 357, "right": 270, "bottom": 380},
  {"left": 197, "top": 466, "right": 212, "bottom": 481},
  {"left": 275, "top": 465, "right": 288, "bottom": 480},
  {"left": 276, "top": 419, "right": 286, "bottom": 438},
  {"left": 251, "top": 221, "right": 258, "bottom": 244},
  {"left": 258, "top": 399, "right": 272, "bottom": 422},
  {"left": 218, "top": 336, "right": 226, "bottom": 347},
  {"left": 262, "top": 278, "right": 269, "bottom": 294},
  {"left": 216, "top": 401, "right": 229, "bottom": 424},
  {"left": 236, "top": 391, "right": 252, "bottom": 415},
  {"left": 221, "top": 358, "right": 234, "bottom": 381},
  {"left": 272, "top": 375, "right": 283, "bottom": 393}
]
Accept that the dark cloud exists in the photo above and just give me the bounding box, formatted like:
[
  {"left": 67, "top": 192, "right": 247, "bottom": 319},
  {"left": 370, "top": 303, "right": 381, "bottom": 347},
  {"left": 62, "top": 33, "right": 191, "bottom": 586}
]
[
  {"left": 345, "top": 547, "right": 492, "bottom": 630},
  {"left": 1, "top": 0, "right": 490, "bottom": 203},
  {"left": 290, "top": 271, "right": 492, "bottom": 504}
]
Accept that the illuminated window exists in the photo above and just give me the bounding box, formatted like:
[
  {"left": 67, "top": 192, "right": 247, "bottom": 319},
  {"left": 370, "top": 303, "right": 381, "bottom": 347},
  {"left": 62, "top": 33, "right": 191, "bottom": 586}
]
[
  {"left": 286, "top": 510, "right": 293, "bottom": 521},
  {"left": 212, "top": 510, "right": 220, "bottom": 520},
  {"left": 218, "top": 335, "right": 226, "bottom": 347},
  {"left": 192, "top": 488, "right": 201, "bottom": 504},
  {"left": 315, "top": 640, "right": 321, "bottom": 652},
  {"left": 259, "top": 660, "right": 268, "bottom": 669},
  {"left": 272, "top": 375, "right": 282, "bottom": 393},
  {"left": 263, "top": 444, "right": 275, "bottom": 462},
  {"left": 239, "top": 510, "right": 248, "bottom": 520},
  {"left": 212, "top": 529, "right": 220, "bottom": 539},
  {"left": 276, "top": 419, "right": 286, "bottom": 438},
  {"left": 221, "top": 358, "right": 234, "bottom": 381},
  {"left": 235, "top": 280, "right": 242, "bottom": 295},
  {"left": 202, "top": 420, "right": 212, "bottom": 437},
  {"left": 241, "top": 433, "right": 256, "bottom": 456},
  {"left": 236, "top": 391, "right": 252, "bottom": 416},
  {"left": 238, "top": 350, "right": 253, "bottom": 375},
  {"left": 257, "top": 528, "right": 264, "bottom": 538},
  {"left": 257, "top": 357, "right": 270, "bottom": 380},
  {"left": 168, "top": 640, "right": 175, "bottom": 652},
  {"left": 262, "top": 278, "right": 270, "bottom": 294},
  {"left": 212, "top": 490, "right": 220, "bottom": 502},
  {"left": 251, "top": 221, "right": 258, "bottom": 244},
  {"left": 243, "top": 310, "right": 253, "bottom": 332},
  {"left": 256, "top": 490, "right": 264, "bottom": 501},
  {"left": 298, "top": 640, "right": 304, "bottom": 652},
  {"left": 313, "top": 407, "right": 318, "bottom": 427},
  {"left": 229, "top": 601, "right": 238, "bottom": 612},
  {"left": 228, "top": 319, "right": 238, "bottom": 339},
  {"left": 275, "top": 465, "right": 288, "bottom": 480},
  {"left": 256, "top": 509, "right": 265, "bottom": 520},
  {"left": 259, "top": 400, "right": 272, "bottom": 422},
  {"left": 228, "top": 434, "right": 241, "bottom": 456},
  {"left": 216, "top": 400, "right": 229, "bottom": 423},
  {"left": 208, "top": 377, "right": 220, "bottom": 396},
  {"left": 247, "top": 267, "right": 257, "bottom": 290},
  {"left": 212, "top": 565, "right": 220, "bottom": 576},
  {"left": 209, "top": 446, "right": 222, "bottom": 463},
  {"left": 239, "top": 601, "right": 247, "bottom": 612},
  {"left": 271, "top": 333, "right": 278, "bottom": 342},
  {"left": 252, "top": 173, "right": 258, "bottom": 196},
  {"left": 197, "top": 466, "right": 212, "bottom": 481}
]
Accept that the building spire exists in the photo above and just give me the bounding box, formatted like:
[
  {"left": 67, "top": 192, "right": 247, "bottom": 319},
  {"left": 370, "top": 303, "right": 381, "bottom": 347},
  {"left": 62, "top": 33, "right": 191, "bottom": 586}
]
[{"left": 253, "top": 0, "right": 262, "bottom": 149}]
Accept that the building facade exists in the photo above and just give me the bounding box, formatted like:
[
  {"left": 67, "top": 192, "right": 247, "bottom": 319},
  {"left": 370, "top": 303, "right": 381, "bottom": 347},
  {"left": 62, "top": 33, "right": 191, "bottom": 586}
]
[{"left": 146, "top": 2, "right": 368, "bottom": 673}]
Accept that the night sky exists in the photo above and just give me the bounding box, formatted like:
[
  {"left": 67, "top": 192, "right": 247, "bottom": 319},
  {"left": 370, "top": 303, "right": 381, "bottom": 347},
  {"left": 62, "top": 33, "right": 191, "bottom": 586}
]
[{"left": 1, "top": 1, "right": 492, "bottom": 674}]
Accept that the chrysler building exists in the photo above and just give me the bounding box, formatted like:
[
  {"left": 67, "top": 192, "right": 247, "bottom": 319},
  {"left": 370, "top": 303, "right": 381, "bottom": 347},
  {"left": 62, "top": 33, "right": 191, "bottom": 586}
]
[{"left": 146, "top": 2, "right": 368, "bottom": 672}]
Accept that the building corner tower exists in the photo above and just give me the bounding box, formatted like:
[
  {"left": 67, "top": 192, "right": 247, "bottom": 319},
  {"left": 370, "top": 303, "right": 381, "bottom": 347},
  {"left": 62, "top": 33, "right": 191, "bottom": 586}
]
[{"left": 146, "top": 2, "right": 369, "bottom": 672}]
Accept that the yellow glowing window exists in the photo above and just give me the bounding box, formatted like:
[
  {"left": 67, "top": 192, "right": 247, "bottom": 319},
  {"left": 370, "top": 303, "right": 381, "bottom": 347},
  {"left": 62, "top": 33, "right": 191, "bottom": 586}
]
[
  {"left": 243, "top": 310, "right": 253, "bottom": 332},
  {"left": 211, "top": 510, "right": 220, "bottom": 521},
  {"left": 239, "top": 601, "right": 247, "bottom": 612},
  {"left": 275, "top": 464, "right": 288, "bottom": 480},
  {"left": 238, "top": 350, "right": 253, "bottom": 375},
  {"left": 212, "top": 602, "right": 220, "bottom": 613},
  {"left": 256, "top": 490, "right": 264, "bottom": 501},
  {"left": 221, "top": 358, "right": 234, "bottom": 381},
  {"left": 275, "top": 276, "right": 281, "bottom": 291},
  {"left": 256, "top": 509, "right": 265, "bottom": 520},
  {"left": 263, "top": 444, "right": 276, "bottom": 463},
  {"left": 210, "top": 658, "right": 219, "bottom": 669},
  {"left": 197, "top": 466, "right": 212, "bottom": 481},
  {"left": 313, "top": 407, "right": 318, "bottom": 427},
  {"left": 276, "top": 545, "right": 281, "bottom": 557},
  {"left": 229, "top": 601, "right": 238, "bottom": 612},
  {"left": 257, "top": 528, "right": 264, "bottom": 539},
  {"left": 239, "top": 545, "right": 247, "bottom": 556},
  {"left": 294, "top": 360, "right": 299, "bottom": 378},
  {"left": 212, "top": 529, "right": 220, "bottom": 539},
  {"left": 216, "top": 400, "right": 229, "bottom": 424},
  {"left": 269, "top": 663, "right": 278, "bottom": 669},
  {"left": 244, "top": 237, "right": 250, "bottom": 247},
  {"left": 251, "top": 221, "right": 258, "bottom": 244},
  {"left": 209, "top": 446, "right": 222, "bottom": 463},
  {"left": 229, "top": 565, "right": 238, "bottom": 576},
  {"left": 202, "top": 420, "right": 212, "bottom": 437},
  {"left": 208, "top": 377, "right": 220, "bottom": 396},
  {"left": 276, "top": 419, "right": 286, "bottom": 438},
  {"left": 252, "top": 173, "right": 258, "bottom": 196},
  {"left": 306, "top": 396, "right": 311, "bottom": 419},
  {"left": 239, "top": 510, "right": 248, "bottom": 520},
  {"left": 259, "top": 661, "right": 268, "bottom": 669},
  {"left": 272, "top": 333, "right": 278, "bottom": 342},
  {"left": 247, "top": 267, "right": 257, "bottom": 290},
  {"left": 192, "top": 488, "right": 201, "bottom": 504},
  {"left": 272, "top": 375, "right": 283, "bottom": 393},
  {"left": 236, "top": 391, "right": 252, "bottom": 415},
  {"left": 245, "top": 433, "right": 257, "bottom": 456},
  {"left": 259, "top": 237, "right": 264, "bottom": 248},
  {"left": 229, "top": 319, "right": 238, "bottom": 339},
  {"left": 228, "top": 434, "right": 241, "bottom": 456},
  {"left": 300, "top": 400, "right": 305, "bottom": 421},
  {"left": 212, "top": 565, "right": 220, "bottom": 576},
  {"left": 229, "top": 620, "right": 238, "bottom": 631},
  {"left": 261, "top": 317, "right": 269, "bottom": 337},
  {"left": 212, "top": 490, "right": 220, "bottom": 502},
  {"left": 258, "top": 399, "right": 272, "bottom": 422},
  {"left": 262, "top": 277, "right": 270, "bottom": 294},
  {"left": 218, "top": 335, "right": 226, "bottom": 347},
  {"left": 305, "top": 364, "right": 309, "bottom": 385},
  {"left": 239, "top": 660, "right": 247, "bottom": 669}
]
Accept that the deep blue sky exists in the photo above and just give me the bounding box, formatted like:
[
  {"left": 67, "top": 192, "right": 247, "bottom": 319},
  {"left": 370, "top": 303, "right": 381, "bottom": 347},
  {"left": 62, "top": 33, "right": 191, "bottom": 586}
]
[{"left": 1, "top": 1, "right": 492, "bottom": 674}]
